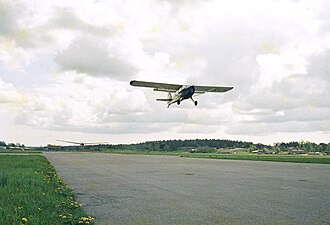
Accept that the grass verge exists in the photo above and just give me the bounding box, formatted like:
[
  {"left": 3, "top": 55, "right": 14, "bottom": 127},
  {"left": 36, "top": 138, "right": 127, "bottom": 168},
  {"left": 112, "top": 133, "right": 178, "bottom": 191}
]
[
  {"left": 0, "top": 155, "right": 94, "bottom": 225},
  {"left": 99, "top": 150, "right": 330, "bottom": 164},
  {"left": 0, "top": 150, "right": 42, "bottom": 154},
  {"left": 181, "top": 153, "right": 330, "bottom": 164}
]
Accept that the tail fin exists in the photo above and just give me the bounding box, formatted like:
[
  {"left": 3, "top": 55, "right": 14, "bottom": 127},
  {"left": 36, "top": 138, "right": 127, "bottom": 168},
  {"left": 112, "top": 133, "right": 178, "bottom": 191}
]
[{"left": 156, "top": 92, "right": 172, "bottom": 102}]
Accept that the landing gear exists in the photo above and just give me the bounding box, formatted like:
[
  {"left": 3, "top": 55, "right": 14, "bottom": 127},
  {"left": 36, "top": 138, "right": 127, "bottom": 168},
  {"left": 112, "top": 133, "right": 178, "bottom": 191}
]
[
  {"left": 177, "top": 100, "right": 181, "bottom": 105},
  {"left": 190, "top": 97, "right": 198, "bottom": 107}
]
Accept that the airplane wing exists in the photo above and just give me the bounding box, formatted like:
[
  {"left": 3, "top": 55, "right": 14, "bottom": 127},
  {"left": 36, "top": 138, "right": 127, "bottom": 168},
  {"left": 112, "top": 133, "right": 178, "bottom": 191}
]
[
  {"left": 56, "top": 139, "right": 82, "bottom": 145},
  {"left": 84, "top": 142, "right": 108, "bottom": 145},
  {"left": 130, "top": 80, "right": 233, "bottom": 93},
  {"left": 56, "top": 140, "right": 108, "bottom": 145},
  {"left": 130, "top": 80, "right": 181, "bottom": 92},
  {"left": 194, "top": 85, "right": 233, "bottom": 94}
]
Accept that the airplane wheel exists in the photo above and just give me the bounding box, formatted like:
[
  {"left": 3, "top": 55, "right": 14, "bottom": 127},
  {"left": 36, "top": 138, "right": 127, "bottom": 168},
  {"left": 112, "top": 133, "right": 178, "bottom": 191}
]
[
  {"left": 177, "top": 101, "right": 180, "bottom": 105},
  {"left": 194, "top": 101, "right": 198, "bottom": 106}
]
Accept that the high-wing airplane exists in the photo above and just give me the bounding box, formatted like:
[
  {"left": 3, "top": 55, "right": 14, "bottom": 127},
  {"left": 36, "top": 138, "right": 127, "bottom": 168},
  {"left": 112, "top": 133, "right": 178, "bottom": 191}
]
[{"left": 130, "top": 80, "right": 233, "bottom": 108}]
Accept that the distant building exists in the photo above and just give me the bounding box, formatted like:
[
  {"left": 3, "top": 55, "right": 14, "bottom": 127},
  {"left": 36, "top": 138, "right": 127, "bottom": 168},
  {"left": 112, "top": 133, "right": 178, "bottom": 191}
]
[
  {"left": 6, "top": 146, "right": 24, "bottom": 150},
  {"left": 45, "top": 144, "right": 63, "bottom": 151},
  {"left": 288, "top": 149, "right": 305, "bottom": 154},
  {"left": 308, "top": 152, "right": 321, "bottom": 155}
]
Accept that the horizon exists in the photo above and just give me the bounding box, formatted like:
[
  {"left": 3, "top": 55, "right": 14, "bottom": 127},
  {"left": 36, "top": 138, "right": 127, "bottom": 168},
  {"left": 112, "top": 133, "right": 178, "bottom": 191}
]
[{"left": 1, "top": 137, "right": 329, "bottom": 148}]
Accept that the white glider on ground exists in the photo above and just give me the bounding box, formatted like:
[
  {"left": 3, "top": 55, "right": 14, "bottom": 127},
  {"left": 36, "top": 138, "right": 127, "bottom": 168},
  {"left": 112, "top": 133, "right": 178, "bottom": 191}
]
[
  {"left": 130, "top": 80, "right": 233, "bottom": 108},
  {"left": 56, "top": 139, "right": 108, "bottom": 146}
]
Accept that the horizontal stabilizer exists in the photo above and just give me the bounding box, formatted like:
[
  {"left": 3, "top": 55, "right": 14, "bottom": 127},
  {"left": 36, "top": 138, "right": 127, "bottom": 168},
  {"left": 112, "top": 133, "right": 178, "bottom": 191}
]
[{"left": 156, "top": 98, "right": 172, "bottom": 101}]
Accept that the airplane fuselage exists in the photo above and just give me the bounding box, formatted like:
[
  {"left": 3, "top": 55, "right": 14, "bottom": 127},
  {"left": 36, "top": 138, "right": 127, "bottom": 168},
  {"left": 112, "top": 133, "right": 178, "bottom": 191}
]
[
  {"left": 167, "top": 86, "right": 196, "bottom": 107},
  {"left": 179, "top": 86, "right": 195, "bottom": 99}
]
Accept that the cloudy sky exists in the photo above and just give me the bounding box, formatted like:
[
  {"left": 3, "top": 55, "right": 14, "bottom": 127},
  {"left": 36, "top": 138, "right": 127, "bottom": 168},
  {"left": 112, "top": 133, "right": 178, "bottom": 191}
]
[{"left": 0, "top": 0, "right": 329, "bottom": 146}]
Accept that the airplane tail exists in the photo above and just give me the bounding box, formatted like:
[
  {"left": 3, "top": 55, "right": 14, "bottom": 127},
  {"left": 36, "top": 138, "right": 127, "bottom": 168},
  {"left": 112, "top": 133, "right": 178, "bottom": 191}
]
[
  {"left": 156, "top": 92, "right": 172, "bottom": 102},
  {"left": 156, "top": 98, "right": 172, "bottom": 101}
]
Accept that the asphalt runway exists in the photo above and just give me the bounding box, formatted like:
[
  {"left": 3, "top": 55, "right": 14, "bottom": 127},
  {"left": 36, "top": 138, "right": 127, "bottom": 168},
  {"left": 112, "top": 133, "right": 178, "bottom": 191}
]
[{"left": 44, "top": 152, "right": 330, "bottom": 225}]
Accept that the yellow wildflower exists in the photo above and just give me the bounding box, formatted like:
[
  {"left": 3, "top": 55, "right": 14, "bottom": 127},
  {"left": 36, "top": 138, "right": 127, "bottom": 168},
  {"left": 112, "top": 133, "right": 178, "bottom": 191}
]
[{"left": 21, "top": 217, "right": 28, "bottom": 222}]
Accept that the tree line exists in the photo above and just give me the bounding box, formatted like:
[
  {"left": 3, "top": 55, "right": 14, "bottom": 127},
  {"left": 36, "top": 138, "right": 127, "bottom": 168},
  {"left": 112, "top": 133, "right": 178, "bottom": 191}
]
[
  {"left": 0, "top": 141, "right": 25, "bottom": 148},
  {"left": 1, "top": 139, "right": 329, "bottom": 153},
  {"left": 92, "top": 139, "right": 330, "bottom": 153}
]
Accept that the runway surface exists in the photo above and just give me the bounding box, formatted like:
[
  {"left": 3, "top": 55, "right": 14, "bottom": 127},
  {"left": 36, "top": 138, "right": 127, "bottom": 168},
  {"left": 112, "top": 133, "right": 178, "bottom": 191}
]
[{"left": 44, "top": 152, "right": 330, "bottom": 225}]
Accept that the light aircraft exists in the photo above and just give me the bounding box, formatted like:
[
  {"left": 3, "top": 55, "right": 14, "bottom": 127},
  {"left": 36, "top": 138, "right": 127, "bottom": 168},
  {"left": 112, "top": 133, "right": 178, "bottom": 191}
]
[
  {"left": 56, "top": 139, "right": 108, "bottom": 147},
  {"left": 130, "top": 80, "right": 233, "bottom": 108}
]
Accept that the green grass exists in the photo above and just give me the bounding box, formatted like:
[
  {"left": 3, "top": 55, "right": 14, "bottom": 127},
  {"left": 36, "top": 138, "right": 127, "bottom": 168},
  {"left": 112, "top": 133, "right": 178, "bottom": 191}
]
[
  {"left": 0, "top": 149, "right": 42, "bottom": 154},
  {"left": 0, "top": 155, "right": 95, "bottom": 225},
  {"left": 98, "top": 150, "right": 330, "bottom": 164},
  {"left": 181, "top": 153, "right": 330, "bottom": 164}
]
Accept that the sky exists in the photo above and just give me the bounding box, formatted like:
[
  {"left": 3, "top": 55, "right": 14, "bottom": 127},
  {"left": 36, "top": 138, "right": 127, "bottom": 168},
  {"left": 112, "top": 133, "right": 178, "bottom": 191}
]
[{"left": 0, "top": 0, "right": 329, "bottom": 146}]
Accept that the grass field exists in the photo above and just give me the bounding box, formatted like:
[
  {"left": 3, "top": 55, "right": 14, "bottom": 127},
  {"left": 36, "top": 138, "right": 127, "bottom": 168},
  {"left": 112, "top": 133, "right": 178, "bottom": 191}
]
[
  {"left": 0, "top": 155, "right": 94, "bottom": 225},
  {"left": 0, "top": 149, "right": 42, "bottom": 154},
  {"left": 181, "top": 153, "right": 330, "bottom": 164},
  {"left": 99, "top": 150, "right": 330, "bottom": 164}
]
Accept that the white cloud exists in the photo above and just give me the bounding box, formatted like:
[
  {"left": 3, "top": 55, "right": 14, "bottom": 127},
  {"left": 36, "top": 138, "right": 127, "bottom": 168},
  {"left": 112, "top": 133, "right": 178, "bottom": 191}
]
[
  {"left": 15, "top": 73, "right": 148, "bottom": 130},
  {"left": 256, "top": 52, "right": 307, "bottom": 87},
  {"left": 55, "top": 35, "right": 138, "bottom": 78},
  {"left": 0, "top": 0, "right": 330, "bottom": 145},
  {"left": 0, "top": 79, "right": 23, "bottom": 104}
]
